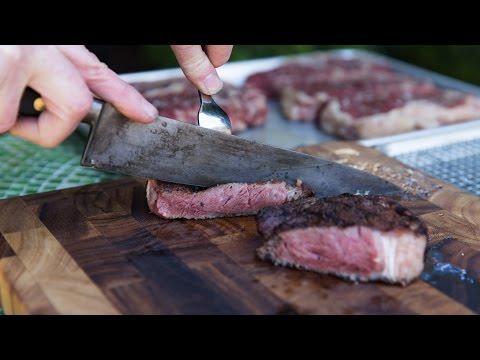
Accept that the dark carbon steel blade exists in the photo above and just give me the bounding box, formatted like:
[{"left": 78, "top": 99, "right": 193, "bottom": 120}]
[{"left": 81, "top": 104, "right": 403, "bottom": 197}]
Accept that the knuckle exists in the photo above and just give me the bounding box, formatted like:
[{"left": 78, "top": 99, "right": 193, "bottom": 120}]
[
  {"left": 0, "top": 45, "right": 21, "bottom": 66},
  {"left": 172, "top": 45, "right": 197, "bottom": 52},
  {"left": 69, "top": 95, "right": 93, "bottom": 120},
  {"left": 84, "top": 61, "right": 111, "bottom": 80},
  {"left": 77, "top": 93, "right": 93, "bottom": 115},
  {"left": 182, "top": 56, "right": 211, "bottom": 79},
  {"left": 80, "top": 46, "right": 102, "bottom": 64},
  {"left": 117, "top": 80, "right": 135, "bottom": 98},
  {"left": 61, "top": 93, "right": 93, "bottom": 122}
]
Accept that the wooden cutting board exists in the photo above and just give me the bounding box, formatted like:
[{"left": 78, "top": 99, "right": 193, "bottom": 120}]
[{"left": 1, "top": 141, "right": 479, "bottom": 315}]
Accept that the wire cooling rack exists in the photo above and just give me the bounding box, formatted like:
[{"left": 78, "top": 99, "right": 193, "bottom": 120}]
[
  {"left": 392, "top": 138, "right": 480, "bottom": 196},
  {"left": 0, "top": 133, "right": 124, "bottom": 199}
]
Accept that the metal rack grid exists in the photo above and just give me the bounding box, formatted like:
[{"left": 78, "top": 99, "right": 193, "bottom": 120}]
[
  {"left": 0, "top": 133, "right": 124, "bottom": 199},
  {"left": 392, "top": 138, "right": 480, "bottom": 196}
]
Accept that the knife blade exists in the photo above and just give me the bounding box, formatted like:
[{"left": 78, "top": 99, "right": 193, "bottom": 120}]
[
  {"left": 80, "top": 102, "right": 403, "bottom": 198},
  {"left": 19, "top": 88, "right": 403, "bottom": 197}
]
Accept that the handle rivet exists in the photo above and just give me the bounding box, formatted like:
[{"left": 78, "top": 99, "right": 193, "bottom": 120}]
[{"left": 33, "top": 98, "right": 46, "bottom": 112}]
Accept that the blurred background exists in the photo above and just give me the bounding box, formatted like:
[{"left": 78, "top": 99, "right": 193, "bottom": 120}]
[
  {"left": 87, "top": 45, "right": 480, "bottom": 84},
  {"left": 3, "top": 45, "right": 480, "bottom": 203}
]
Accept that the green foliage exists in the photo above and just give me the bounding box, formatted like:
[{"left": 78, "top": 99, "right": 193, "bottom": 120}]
[
  {"left": 139, "top": 45, "right": 179, "bottom": 69},
  {"left": 380, "top": 45, "right": 480, "bottom": 85},
  {"left": 137, "top": 45, "right": 480, "bottom": 85},
  {"left": 229, "top": 45, "right": 378, "bottom": 61}
]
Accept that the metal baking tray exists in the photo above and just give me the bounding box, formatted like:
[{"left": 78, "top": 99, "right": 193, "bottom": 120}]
[
  {"left": 109, "top": 48, "right": 480, "bottom": 149},
  {"left": 78, "top": 49, "right": 480, "bottom": 149},
  {"left": 77, "top": 49, "right": 480, "bottom": 195}
]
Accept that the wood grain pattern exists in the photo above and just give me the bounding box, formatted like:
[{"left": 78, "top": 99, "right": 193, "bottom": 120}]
[
  {"left": 1, "top": 141, "right": 479, "bottom": 314},
  {"left": 0, "top": 256, "right": 57, "bottom": 315}
]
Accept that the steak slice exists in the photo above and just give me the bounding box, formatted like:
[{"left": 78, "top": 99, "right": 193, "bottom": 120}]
[
  {"left": 256, "top": 194, "right": 428, "bottom": 285},
  {"left": 133, "top": 78, "right": 268, "bottom": 133},
  {"left": 146, "top": 180, "right": 313, "bottom": 220},
  {"left": 319, "top": 88, "right": 480, "bottom": 139}
]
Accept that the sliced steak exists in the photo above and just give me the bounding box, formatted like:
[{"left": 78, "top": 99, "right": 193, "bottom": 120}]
[
  {"left": 133, "top": 78, "right": 268, "bottom": 133},
  {"left": 256, "top": 194, "right": 428, "bottom": 285},
  {"left": 146, "top": 180, "right": 313, "bottom": 220}
]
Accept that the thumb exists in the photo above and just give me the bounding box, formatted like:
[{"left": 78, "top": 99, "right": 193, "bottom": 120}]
[{"left": 170, "top": 45, "right": 223, "bottom": 95}]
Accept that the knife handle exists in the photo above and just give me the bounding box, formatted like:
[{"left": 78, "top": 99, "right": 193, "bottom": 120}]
[
  {"left": 19, "top": 87, "right": 45, "bottom": 117},
  {"left": 18, "top": 87, "right": 101, "bottom": 127}
]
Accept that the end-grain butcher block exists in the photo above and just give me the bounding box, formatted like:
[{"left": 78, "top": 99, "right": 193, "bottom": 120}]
[
  {"left": 146, "top": 180, "right": 313, "bottom": 219},
  {"left": 133, "top": 78, "right": 268, "bottom": 133},
  {"left": 256, "top": 194, "right": 428, "bottom": 285}
]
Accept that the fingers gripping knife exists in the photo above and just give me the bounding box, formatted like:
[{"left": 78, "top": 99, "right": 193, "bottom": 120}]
[
  {"left": 18, "top": 87, "right": 403, "bottom": 198},
  {"left": 20, "top": 87, "right": 234, "bottom": 134}
]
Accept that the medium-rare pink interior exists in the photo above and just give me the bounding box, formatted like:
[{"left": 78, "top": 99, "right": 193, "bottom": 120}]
[
  {"left": 268, "top": 226, "right": 426, "bottom": 283},
  {"left": 147, "top": 180, "right": 313, "bottom": 220},
  {"left": 256, "top": 194, "right": 428, "bottom": 285}
]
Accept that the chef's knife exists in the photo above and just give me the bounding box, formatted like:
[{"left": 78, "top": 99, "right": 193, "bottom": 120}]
[{"left": 19, "top": 88, "right": 403, "bottom": 198}]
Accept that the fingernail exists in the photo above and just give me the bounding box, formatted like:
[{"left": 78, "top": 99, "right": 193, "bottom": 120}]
[
  {"left": 142, "top": 99, "right": 158, "bottom": 120},
  {"left": 204, "top": 73, "right": 223, "bottom": 94}
]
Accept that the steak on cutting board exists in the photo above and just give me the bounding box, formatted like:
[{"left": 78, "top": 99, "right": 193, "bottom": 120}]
[
  {"left": 133, "top": 78, "right": 268, "bottom": 133},
  {"left": 256, "top": 194, "right": 428, "bottom": 285},
  {"left": 146, "top": 180, "right": 313, "bottom": 220}
]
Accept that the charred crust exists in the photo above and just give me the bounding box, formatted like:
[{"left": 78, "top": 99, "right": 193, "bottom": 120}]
[{"left": 256, "top": 194, "right": 428, "bottom": 238}]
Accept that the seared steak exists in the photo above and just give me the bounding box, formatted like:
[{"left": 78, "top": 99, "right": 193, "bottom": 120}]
[
  {"left": 256, "top": 194, "right": 428, "bottom": 285},
  {"left": 147, "top": 180, "right": 313, "bottom": 220},
  {"left": 133, "top": 78, "right": 268, "bottom": 133}
]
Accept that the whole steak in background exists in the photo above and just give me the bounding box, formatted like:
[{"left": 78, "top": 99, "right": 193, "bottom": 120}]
[
  {"left": 133, "top": 78, "right": 268, "bottom": 133},
  {"left": 246, "top": 54, "right": 480, "bottom": 139},
  {"left": 245, "top": 55, "right": 393, "bottom": 98}
]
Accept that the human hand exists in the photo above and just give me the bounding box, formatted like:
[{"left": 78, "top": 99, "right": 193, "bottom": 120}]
[
  {"left": 0, "top": 45, "right": 158, "bottom": 148},
  {"left": 170, "top": 45, "right": 233, "bottom": 95}
]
